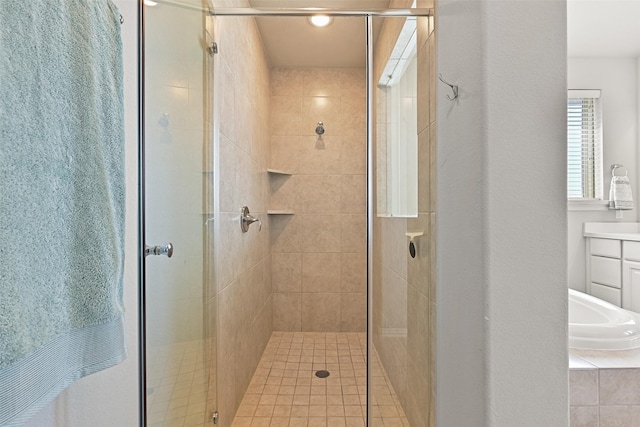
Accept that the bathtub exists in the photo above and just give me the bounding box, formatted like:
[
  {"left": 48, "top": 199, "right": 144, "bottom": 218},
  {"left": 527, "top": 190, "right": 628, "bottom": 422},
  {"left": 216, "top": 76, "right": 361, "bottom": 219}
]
[{"left": 569, "top": 289, "right": 640, "bottom": 350}]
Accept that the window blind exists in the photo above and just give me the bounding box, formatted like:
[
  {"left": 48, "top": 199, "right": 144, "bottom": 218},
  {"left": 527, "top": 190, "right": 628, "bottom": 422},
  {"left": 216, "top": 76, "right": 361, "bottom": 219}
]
[{"left": 567, "top": 90, "right": 602, "bottom": 199}]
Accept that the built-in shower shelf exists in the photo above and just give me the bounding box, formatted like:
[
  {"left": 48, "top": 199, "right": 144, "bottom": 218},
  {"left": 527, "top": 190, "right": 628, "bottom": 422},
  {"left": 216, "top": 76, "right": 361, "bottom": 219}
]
[
  {"left": 267, "top": 168, "right": 292, "bottom": 176},
  {"left": 267, "top": 210, "right": 295, "bottom": 215}
]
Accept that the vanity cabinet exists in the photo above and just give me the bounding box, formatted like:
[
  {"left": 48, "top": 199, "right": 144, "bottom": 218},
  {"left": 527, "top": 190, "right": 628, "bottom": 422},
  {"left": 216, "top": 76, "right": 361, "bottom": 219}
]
[
  {"left": 586, "top": 238, "right": 640, "bottom": 311},
  {"left": 587, "top": 238, "right": 622, "bottom": 306},
  {"left": 623, "top": 241, "right": 640, "bottom": 312}
]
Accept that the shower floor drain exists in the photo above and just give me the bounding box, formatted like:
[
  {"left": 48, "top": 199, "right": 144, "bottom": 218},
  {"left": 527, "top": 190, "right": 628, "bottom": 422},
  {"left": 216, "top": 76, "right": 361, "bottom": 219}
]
[{"left": 315, "top": 370, "right": 330, "bottom": 378}]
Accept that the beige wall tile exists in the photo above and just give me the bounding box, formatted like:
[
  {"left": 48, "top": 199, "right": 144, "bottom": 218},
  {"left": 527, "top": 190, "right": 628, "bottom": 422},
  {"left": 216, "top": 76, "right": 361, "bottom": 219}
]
[
  {"left": 218, "top": 212, "right": 243, "bottom": 289},
  {"left": 271, "top": 68, "right": 304, "bottom": 97},
  {"left": 373, "top": 14, "right": 435, "bottom": 425},
  {"left": 341, "top": 293, "right": 366, "bottom": 332},
  {"left": 271, "top": 112, "right": 303, "bottom": 136},
  {"left": 407, "top": 286, "right": 429, "bottom": 381},
  {"left": 429, "top": 213, "right": 436, "bottom": 303},
  {"left": 340, "top": 175, "right": 367, "bottom": 214},
  {"left": 270, "top": 136, "right": 302, "bottom": 174},
  {"left": 215, "top": 15, "right": 273, "bottom": 426},
  {"left": 340, "top": 68, "right": 366, "bottom": 97},
  {"left": 600, "top": 369, "right": 640, "bottom": 405},
  {"left": 272, "top": 253, "right": 302, "bottom": 293},
  {"left": 428, "top": 35, "right": 436, "bottom": 126},
  {"left": 302, "top": 96, "right": 342, "bottom": 137},
  {"left": 341, "top": 253, "right": 366, "bottom": 294},
  {"left": 570, "top": 406, "right": 598, "bottom": 427},
  {"left": 340, "top": 96, "right": 367, "bottom": 137},
  {"left": 599, "top": 405, "right": 640, "bottom": 427},
  {"left": 219, "top": 134, "right": 240, "bottom": 212},
  {"left": 303, "top": 69, "right": 342, "bottom": 97},
  {"left": 299, "top": 175, "right": 342, "bottom": 214},
  {"left": 302, "top": 253, "right": 341, "bottom": 293},
  {"left": 301, "top": 293, "right": 341, "bottom": 332},
  {"left": 341, "top": 214, "right": 367, "bottom": 253},
  {"left": 417, "top": 38, "right": 430, "bottom": 134},
  {"left": 570, "top": 370, "right": 599, "bottom": 406},
  {"left": 429, "top": 123, "right": 436, "bottom": 214},
  {"left": 271, "top": 96, "right": 302, "bottom": 115},
  {"left": 341, "top": 135, "right": 367, "bottom": 176},
  {"left": 405, "top": 358, "right": 429, "bottom": 426},
  {"left": 269, "top": 174, "right": 300, "bottom": 212},
  {"left": 418, "top": 127, "right": 431, "bottom": 214},
  {"left": 219, "top": 60, "right": 235, "bottom": 140},
  {"left": 270, "top": 215, "right": 303, "bottom": 253},
  {"left": 273, "top": 293, "right": 302, "bottom": 331},
  {"left": 304, "top": 215, "right": 342, "bottom": 253},
  {"left": 270, "top": 67, "right": 366, "bottom": 333},
  {"left": 300, "top": 135, "right": 342, "bottom": 175}
]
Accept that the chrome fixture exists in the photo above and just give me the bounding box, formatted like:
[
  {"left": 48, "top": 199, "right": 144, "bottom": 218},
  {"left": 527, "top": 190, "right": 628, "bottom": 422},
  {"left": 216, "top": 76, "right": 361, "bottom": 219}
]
[
  {"left": 240, "top": 206, "right": 262, "bottom": 233},
  {"left": 315, "top": 121, "right": 325, "bottom": 136},
  {"left": 611, "top": 164, "right": 628, "bottom": 177},
  {"left": 144, "top": 243, "right": 174, "bottom": 257}
]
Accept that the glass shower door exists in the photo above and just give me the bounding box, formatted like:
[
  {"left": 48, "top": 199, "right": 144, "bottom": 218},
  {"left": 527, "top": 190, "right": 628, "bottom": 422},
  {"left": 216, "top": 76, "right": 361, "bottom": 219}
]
[{"left": 142, "top": 1, "right": 216, "bottom": 426}]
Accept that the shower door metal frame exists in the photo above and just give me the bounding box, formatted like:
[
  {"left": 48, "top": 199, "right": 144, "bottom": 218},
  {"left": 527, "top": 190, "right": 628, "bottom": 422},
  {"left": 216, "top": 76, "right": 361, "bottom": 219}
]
[{"left": 138, "top": 5, "right": 433, "bottom": 426}]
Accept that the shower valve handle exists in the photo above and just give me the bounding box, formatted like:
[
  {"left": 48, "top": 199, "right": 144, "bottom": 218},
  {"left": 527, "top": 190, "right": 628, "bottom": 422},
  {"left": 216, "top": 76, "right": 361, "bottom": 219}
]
[{"left": 241, "top": 206, "right": 262, "bottom": 233}]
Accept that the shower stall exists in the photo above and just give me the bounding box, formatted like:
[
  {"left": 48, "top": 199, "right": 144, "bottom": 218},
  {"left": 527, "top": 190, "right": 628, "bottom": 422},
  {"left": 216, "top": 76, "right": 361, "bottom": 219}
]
[{"left": 141, "top": 1, "right": 436, "bottom": 426}]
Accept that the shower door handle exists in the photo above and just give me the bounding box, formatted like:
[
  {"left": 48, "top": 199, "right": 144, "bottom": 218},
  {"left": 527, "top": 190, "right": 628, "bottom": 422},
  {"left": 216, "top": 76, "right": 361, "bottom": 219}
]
[{"left": 144, "top": 243, "right": 174, "bottom": 258}]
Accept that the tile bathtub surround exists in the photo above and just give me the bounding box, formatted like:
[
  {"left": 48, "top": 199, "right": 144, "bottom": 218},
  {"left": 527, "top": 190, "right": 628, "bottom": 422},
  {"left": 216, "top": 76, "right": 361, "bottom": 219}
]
[
  {"left": 269, "top": 68, "right": 367, "bottom": 333},
  {"left": 231, "top": 332, "right": 409, "bottom": 427},
  {"left": 570, "top": 364, "right": 640, "bottom": 426}
]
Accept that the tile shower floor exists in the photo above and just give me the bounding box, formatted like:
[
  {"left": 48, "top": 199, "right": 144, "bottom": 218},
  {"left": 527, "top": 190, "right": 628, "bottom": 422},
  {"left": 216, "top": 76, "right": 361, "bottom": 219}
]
[
  {"left": 231, "top": 331, "right": 409, "bottom": 427},
  {"left": 146, "top": 338, "right": 213, "bottom": 427}
]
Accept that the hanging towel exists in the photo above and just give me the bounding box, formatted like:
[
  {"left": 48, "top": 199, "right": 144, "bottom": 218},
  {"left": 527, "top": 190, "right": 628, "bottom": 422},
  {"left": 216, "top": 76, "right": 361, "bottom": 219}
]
[
  {"left": 609, "top": 173, "right": 634, "bottom": 210},
  {"left": 0, "top": 1, "right": 126, "bottom": 425}
]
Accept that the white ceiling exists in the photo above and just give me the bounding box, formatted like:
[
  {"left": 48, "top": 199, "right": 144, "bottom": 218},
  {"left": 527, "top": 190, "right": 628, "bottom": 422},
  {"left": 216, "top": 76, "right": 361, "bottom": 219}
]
[
  {"left": 246, "top": 0, "right": 640, "bottom": 67},
  {"left": 248, "top": 0, "right": 391, "bottom": 68},
  {"left": 254, "top": 16, "right": 368, "bottom": 68},
  {"left": 568, "top": 0, "right": 640, "bottom": 58}
]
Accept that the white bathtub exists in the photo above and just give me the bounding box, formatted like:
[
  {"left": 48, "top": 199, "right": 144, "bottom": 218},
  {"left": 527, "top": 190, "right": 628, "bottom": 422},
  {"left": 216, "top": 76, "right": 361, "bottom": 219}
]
[{"left": 569, "top": 289, "right": 640, "bottom": 350}]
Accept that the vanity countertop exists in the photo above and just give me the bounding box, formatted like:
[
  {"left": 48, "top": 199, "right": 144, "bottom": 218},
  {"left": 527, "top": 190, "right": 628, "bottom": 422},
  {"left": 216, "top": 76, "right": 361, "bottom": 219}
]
[{"left": 583, "top": 222, "right": 640, "bottom": 241}]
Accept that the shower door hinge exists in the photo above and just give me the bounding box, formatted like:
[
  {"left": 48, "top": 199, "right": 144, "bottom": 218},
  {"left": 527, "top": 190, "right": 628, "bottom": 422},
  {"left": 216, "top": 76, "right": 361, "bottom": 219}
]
[
  {"left": 212, "top": 411, "right": 219, "bottom": 424},
  {"left": 208, "top": 42, "right": 218, "bottom": 56}
]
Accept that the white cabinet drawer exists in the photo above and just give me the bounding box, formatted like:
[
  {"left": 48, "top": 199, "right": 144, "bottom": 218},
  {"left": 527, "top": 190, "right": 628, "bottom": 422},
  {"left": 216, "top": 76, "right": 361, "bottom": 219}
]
[
  {"left": 624, "top": 241, "right": 640, "bottom": 262},
  {"left": 591, "top": 283, "right": 622, "bottom": 307},
  {"left": 590, "top": 238, "right": 621, "bottom": 258},
  {"left": 623, "top": 261, "right": 640, "bottom": 312},
  {"left": 591, "top": 255, "right": 621, "bottom": 288}
]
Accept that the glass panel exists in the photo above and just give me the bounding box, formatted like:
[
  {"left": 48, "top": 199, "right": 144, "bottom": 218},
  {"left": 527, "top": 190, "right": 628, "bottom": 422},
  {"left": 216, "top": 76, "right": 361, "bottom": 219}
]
[
  {"left": 143, "top": 1, "right": 216, "bottom": 425},
  {"left": 371, "top": 13, "right": 435, "bottom": 427}
]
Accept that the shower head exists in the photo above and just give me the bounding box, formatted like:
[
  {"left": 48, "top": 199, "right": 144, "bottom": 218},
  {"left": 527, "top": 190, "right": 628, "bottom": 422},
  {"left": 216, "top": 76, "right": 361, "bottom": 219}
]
[{"left": 315, "top": 122, "right": 325, "bottom": 136}]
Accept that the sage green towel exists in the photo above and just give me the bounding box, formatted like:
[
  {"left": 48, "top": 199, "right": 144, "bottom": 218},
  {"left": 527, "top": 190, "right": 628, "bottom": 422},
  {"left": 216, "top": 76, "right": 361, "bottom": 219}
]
[{"left": 0, "top": 1, "right": 126, "bottom": 425}]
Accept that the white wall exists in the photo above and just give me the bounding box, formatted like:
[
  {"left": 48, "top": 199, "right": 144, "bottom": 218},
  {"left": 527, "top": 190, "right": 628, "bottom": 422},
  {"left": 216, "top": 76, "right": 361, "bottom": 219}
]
[
  {"left": 25, "top": 0, "right": 140, "bottom": 425},
  {"left": 567, "top": 58, "right": 639, "bottom": 291},
  {"left": 436, "top": 1, "right": 568, "bottom": 426}
]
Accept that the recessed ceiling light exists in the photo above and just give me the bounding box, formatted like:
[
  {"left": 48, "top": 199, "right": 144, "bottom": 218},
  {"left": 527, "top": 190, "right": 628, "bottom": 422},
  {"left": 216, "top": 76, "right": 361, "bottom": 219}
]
[
  {"left": 144, "top": 0, "right": 158, "bottom": 6},
  {"left": 309, "top": 15, "right": 333, "bottom": 28}
]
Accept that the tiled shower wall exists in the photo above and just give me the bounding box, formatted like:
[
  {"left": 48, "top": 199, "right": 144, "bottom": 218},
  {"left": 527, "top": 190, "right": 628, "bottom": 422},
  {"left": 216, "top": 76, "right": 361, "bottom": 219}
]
[
  {"left": 269, "top": 67, "right": 368, "bottom": 333},
  {"left": 372, "top": 7, "right": 436, "bottom": 427},
  {"left": 213, "top": 13, "right": 273, "bottom": 427}
]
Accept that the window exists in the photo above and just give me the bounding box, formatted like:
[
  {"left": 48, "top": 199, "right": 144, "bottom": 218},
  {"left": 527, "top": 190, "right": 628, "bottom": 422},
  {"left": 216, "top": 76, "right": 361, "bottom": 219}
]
[{"left": 567, "top": 89, "right": 603, "bottom": 200}]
